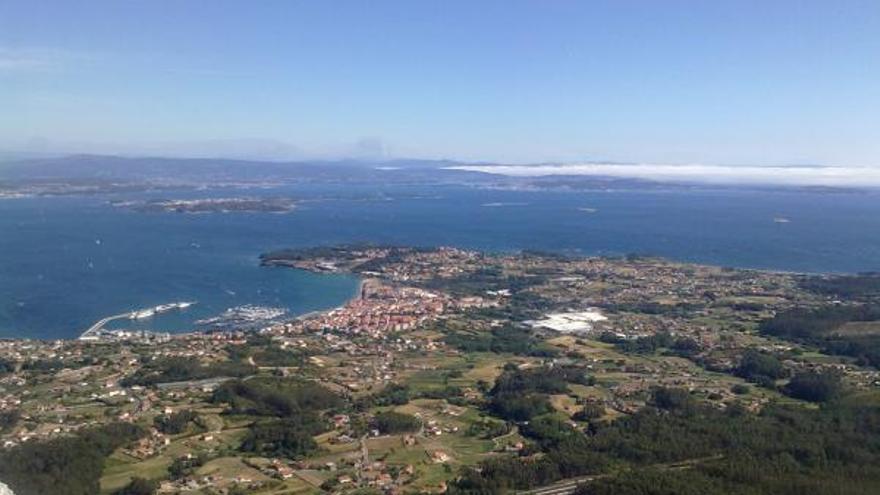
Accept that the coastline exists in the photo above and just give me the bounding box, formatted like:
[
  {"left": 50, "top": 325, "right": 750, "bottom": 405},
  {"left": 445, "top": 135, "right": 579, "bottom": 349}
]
[
  {"left": 69, "top": 268, "right": 365, "bottom": 343},
  {"left": 292, "top": 276, "right": 368, "bottom": 323},
  {"left": 6, "top": 242, "right": 873, "bottom": 342}
]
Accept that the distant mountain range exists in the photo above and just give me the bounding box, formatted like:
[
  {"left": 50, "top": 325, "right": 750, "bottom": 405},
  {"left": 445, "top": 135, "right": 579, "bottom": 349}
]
[
  {"left": 0, "top": 154, "right": 660, "bottom": 193},
  {"left": 0, "top": 153, "right": 869, "bottom": 195}
]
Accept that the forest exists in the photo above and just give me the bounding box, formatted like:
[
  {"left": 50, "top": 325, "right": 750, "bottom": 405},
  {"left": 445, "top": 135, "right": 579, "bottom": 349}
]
[
  {"left": 450, "top": 371, "right": 880, "bottom": 495},
  {"left": 239, "top": 419, "right": 323, "bottom": 459},
  {"left": 801, "top": 274, "right": 880, "bottom": 299},
  {"left": 119, "top": 356, "right": 255, "bottom": 387},
  {"left": 211, "top": 377, "right": 342, "bottom": 417},
  {"left": 760, "top": 305, "right": 880, "bottom": 367},
  {"left": 444, "top": 324, "right": 559, "bottom": 357},
  {"left": 0, "top": 423, "right": 145, "bottom": 495},
  {"left": 488, "top": 365, "right": 594, "bottom": 421},
  {"left": 209, "top": 376, "right": 343, "bottom": 461}
]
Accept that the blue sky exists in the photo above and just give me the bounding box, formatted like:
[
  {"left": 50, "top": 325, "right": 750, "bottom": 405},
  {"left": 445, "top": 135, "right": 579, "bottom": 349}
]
[{"left": 1, "top": 0, "right": 879, "bottom": 164}]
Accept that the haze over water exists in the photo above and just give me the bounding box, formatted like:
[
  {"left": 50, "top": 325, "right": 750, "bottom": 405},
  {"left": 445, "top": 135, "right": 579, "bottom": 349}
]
[{"left": 2, "top": 184, "right": 880, "bottom": 339}]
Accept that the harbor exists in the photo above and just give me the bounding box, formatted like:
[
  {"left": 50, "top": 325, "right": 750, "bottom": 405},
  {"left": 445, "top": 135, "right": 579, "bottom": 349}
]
[{"left": 79, "top": 302, "right": 195, "bottom": 340}]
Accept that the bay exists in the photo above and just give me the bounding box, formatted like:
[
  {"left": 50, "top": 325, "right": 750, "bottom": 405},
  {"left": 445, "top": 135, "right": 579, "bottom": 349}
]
[{"left": 2, "top": 184, "right": 880, "bottom": 339}]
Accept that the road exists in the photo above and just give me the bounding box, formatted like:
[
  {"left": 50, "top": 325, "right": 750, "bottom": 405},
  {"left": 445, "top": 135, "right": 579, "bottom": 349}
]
[
  {"left": 518, "top": 475, "right": 600, "bottom": 495},
  {"left": 516, "top": 455, "right": 723, "bottom": 495}
]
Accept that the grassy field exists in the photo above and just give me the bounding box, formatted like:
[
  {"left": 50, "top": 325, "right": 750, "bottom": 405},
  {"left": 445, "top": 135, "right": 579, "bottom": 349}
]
[
  {"left": 836, "top": 321, "right": 880, "bottom": 337},
  {"left": 101, "top": 451, "right": 173, "bottom": 493},
  {"left": 99, "top": 416, "right": 250, "bottom": 493}
]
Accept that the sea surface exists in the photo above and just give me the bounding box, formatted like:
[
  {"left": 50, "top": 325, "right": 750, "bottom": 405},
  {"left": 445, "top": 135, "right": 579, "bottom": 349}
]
[{"left": 2, "top": 184, "right": 880, "bottom": 339}]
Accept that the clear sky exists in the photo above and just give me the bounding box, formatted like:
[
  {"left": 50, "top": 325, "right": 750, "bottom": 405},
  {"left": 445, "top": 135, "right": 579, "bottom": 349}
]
[{"left": 1, "top": 0, "right": 879, "bottom": 164}]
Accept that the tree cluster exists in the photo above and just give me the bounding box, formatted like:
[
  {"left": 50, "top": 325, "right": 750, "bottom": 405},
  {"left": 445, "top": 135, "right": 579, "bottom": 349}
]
[
  {"left": 112, "top": 477, "right": 158, "bottom": 495},
  {"left": 785, "top": 370, "right": 843, "bottom": 403},
  {"left": 0, "top": 357, "right": 15, "bottom": 375},
  {"left": 168, "top": 453, "right": 207, "bottom": 480},
  {"left": 153, "top": 409, "right": 198, "bottom": 434},
  {"left": 760, "top": 305, "right": 880, "bottom": 367},
  {"left": 444, "top": 325, "right": 558, "bottom": 357},
  {"left": 0, "top": 409, "right": 20, "bottom": 432},
  {"left": 488, "top": 365, "right": 592, "bottom": 421},
  {"left": 734, "top": 350, "right": 787, "bottom": 387},
  {"left": 372, "top": 411, "right": 422, "bottom": 434},
  {"left": 120, "top": 356, "right": 255, "bottom": 387},
  {"left": 239, "top": 419, "right": 322, "bottom": 459},
  {"left": 212, "top": 377, "right": 341, "bottom": 417},
  {"left": 801, "top": 274, "right": 880, "bottom": 299}
]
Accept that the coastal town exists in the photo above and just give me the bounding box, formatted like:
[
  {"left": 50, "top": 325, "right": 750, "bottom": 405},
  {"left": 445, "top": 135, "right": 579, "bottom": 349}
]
[
  {"left": 5, "top": 2, "right": 880, "bottom": 494},
  {"left": 2, "top": 245, "right": 880, "bottom": 494}
]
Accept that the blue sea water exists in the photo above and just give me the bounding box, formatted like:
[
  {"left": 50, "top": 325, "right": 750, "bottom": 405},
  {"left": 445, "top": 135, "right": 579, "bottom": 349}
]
[{"left": 2, "top": 184, "right": 880, "bottom": 339}]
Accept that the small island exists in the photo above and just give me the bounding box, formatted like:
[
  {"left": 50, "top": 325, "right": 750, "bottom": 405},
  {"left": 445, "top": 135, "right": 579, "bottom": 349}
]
[{"left": 111, "top": 197, "right": 297, "bottom": 214}]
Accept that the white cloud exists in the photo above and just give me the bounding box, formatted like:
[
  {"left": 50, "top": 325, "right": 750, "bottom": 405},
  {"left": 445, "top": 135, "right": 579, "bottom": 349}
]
[{"left": 447, "top": 163, "right": 880, "bottom": 187}]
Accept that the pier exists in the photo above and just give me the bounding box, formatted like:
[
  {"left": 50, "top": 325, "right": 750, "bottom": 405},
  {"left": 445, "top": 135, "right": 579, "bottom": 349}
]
[
  {"left": 78, "top": 312, "right": 134, "bottom": 340},
  {"left": 78, "top": 301, "right": 195, "bottom": 340}
]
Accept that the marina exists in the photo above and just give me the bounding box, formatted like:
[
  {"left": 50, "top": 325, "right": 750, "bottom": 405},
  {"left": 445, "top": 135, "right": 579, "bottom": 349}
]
[{"left": 193, "top": 304, "right": 287, "bottom": 330}]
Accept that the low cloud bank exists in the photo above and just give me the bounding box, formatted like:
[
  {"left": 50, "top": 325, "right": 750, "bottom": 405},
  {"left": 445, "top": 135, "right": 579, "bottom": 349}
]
[{"left": 448, "top": 163, "right": 880, "bottom": 187}]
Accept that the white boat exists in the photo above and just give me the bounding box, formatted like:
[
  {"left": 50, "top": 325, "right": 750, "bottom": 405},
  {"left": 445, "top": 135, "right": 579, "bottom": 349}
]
[
  {"left": 133, "top": 309, "right": 155, "bottom": 319},
  {"left": 128, "top": 301, "right": 195, "bottom": 320}
]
